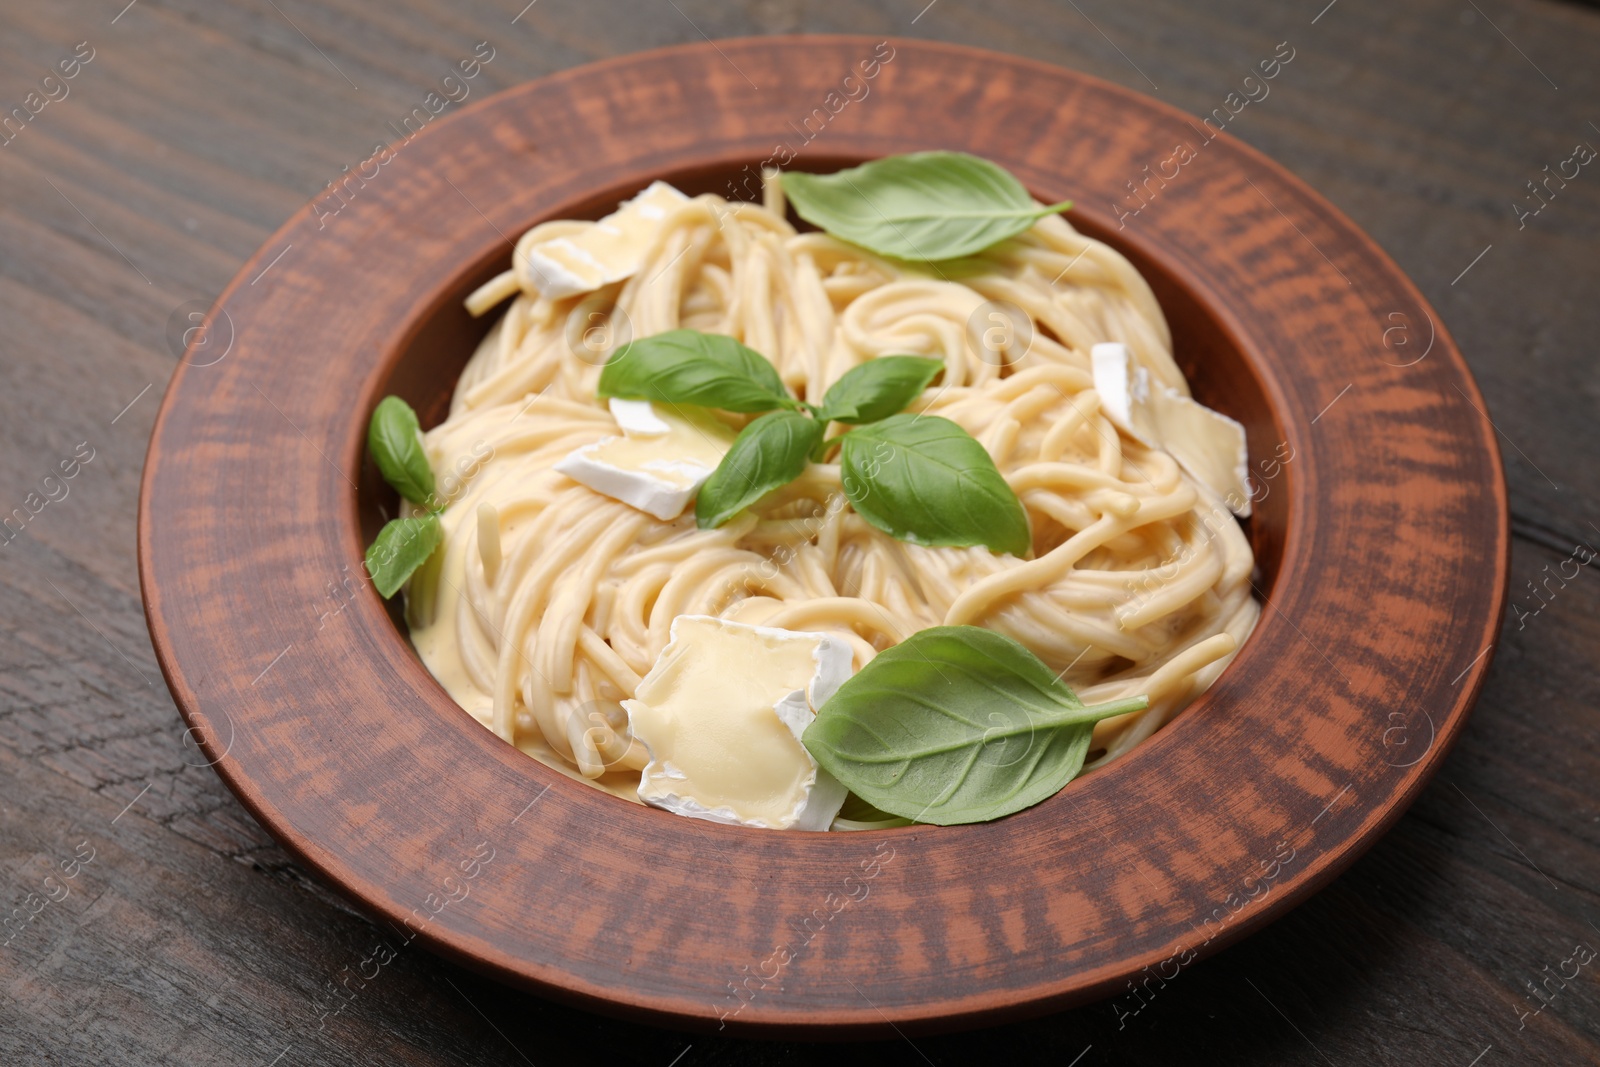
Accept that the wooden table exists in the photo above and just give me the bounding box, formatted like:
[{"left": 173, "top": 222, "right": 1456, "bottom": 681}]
[{"left": 2, "top": 1, "right": 1596, "bottom": 1063}]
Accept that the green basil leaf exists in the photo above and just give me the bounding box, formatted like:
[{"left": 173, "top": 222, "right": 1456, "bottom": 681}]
[
  {"left": 695, "top": 411, "right": 821, "bottom": 529},
  {"left": 816, "top": 356, "right": 944, "bottom": 424},
  {"left": 598, "top": 329, "right": 798, "bottom": 413},
  {"left": 834, "top": 792, "right": 911, "bottom": 827},
  {"left": 367, "top": 396, "right": 436, "bottom": 506},
  {"left": 801, "top": 626, "right": 1148, "bottom": 825},
  {"left": 840, "top": 414, "right": 1031, "bottom": 557},
  {"left": 364, "top": 514, "right": 443, "bottom": 599},
  {"left": 781, "top": 152, "right": 1072, "bottom": 262}
]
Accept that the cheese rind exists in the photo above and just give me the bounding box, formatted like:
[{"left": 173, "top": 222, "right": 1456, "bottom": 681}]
[
  {"left": 623, "top": 615, "right": 852, "bottom": 831},
  {"left": 554, "top": 403, "right": 735, "bottom": 520},
  {"left": 523, "top": 181, "right": 690, "bottom": 299},
  {"left": 1092, "top": 342, "right": 1160, "bottom": 448},
  {"left": 1091, "top": 342, "right": 1252, "bottom": 516},
  {"left": 608, "top": 398, "right": 672, "bottom": 436}
]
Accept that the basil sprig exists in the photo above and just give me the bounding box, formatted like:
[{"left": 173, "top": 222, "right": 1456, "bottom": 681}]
[
  {"left": 841, "top": 415, "right": 1031, "bottom": 557},
  {"left": 594, "top": 329, "right": 1030, "bottom": 555},
  {"left": 802, "top": 626, "right": 1149, "bottom": 825},
  {"left": 781, "top": 152, "right": 1073, "bottom": 262},
  {"left": 363, "top": 396, "right": 444, "bottom": 598}
]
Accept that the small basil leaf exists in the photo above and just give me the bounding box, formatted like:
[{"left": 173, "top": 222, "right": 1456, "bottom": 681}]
[
  {"left": 367, "top": 396, "right": 436, "bottom": 506},
  {"left": 840, "top": 414, "right": 1031, "bottom": 557},
  {"left": 695, "top": 411, "right": 821, "bottom": 529},
  {"left": 598, "top": 329, "right": 797, "bottom": 413},
  {"left": 816, "top": 356, "right": 943, "bottom": 424},
  {"left": 364, "top": 514, "right": 443, "bottom": 598},
  {"left": 801, "top": 626, "right": 1149, "bottom": 825},
  {"left": 781, "top": 152, "right": 1072, "bottom": 262}
]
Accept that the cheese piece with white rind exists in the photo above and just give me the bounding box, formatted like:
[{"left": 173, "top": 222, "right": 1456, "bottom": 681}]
[
  {"left": 523, "top": 181, "right": 690, "bottom": 299},
  {"left": 1090, "top": 342, "right": 1252, "bottom": 517},
  {"left": 554, "top": 403, "right": 735, "bottom": 521},
  {"left": 1091, "top": 341, "right": 1161, "bottom": 448},
  {"left": 1150, "top": 389, "right": 1254, "bottom": 518},
  {"left": 623, "top": 615, "right": 851, "bottom": 830}
]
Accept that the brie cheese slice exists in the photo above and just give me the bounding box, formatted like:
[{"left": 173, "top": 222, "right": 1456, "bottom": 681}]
[
  {"left": 1091, "top": 342, "right": 1252, "bottom": 516},
  {"left": 523, "top": 181, "right": 690, "bottom": 299},
  {"left": 623, "top": 615, "right": 852, "bottom": 831},
  {"left": 554, "top": 402, "right": 735, "bottom": 521},
  {"left": 1151, "top": 389, "right": 1255, "bottom": 518}
]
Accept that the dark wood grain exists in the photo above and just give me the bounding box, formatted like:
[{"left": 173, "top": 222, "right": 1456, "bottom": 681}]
[{"left": 2, "top": 1, "right": 1597, "bottom": 1064}]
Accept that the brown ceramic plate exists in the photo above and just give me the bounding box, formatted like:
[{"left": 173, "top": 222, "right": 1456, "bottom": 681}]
[{"left": 138, "top": 37, "right": 1508, "bottom": 1036}]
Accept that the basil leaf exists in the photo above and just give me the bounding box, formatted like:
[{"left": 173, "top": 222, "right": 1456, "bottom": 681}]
[
  {"left": 840, "top": 414, "right": 1031, "bottom": 557},
  {"left": 598, "top": 329, "right": 798, "bottom": 413},
  {"left": 801, "top": 626, "right": 1148, "bottom": 825},
  {"left": 367, "top": 396, "right": 436, "bottom": 506},
  {"left": 834, "top": 792, "right": 910, "bottom": 826},
  {"left": 364, "top": 514, "right": 443, "bottom": 598},
  {"left": 695, "top": 411, "right": 821, "bottom": 529},
  {"left": 782, "top": 152, "right": 1072, "bottom": 262},
  {"left": 816, "top": 356, "right": 943, "bottom": 424}
]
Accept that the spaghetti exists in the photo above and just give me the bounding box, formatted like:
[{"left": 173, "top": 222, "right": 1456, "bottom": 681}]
[{"left": 405, "top": 173, "right": 1259, "bottom": 806}]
